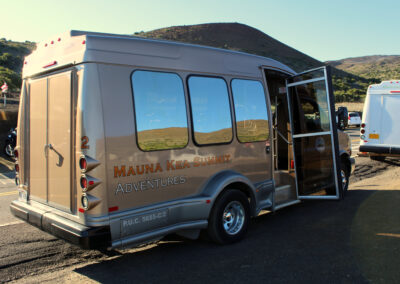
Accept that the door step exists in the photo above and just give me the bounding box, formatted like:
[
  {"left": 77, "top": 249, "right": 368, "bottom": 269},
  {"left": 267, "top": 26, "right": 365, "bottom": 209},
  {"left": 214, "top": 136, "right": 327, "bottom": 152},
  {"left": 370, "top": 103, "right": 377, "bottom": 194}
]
[{"left": 274, "top": 184, "right": 297, "bottom": 206}]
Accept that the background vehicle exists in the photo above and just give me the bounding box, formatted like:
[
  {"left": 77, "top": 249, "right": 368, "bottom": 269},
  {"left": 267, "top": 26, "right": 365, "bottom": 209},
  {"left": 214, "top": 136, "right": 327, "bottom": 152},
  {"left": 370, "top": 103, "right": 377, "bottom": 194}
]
[
  {"left": 348, "top": 112, "right": 361, "bottom": 127},
  {"left": 10, "top": 31, "right": 354, "bottom": 249},
  {"left": 3, "top": 128, "right": 16, "bottom": 158},
  {"left": 336, "top": 106, "right": 348, "bottom": 130},
  {"left": 359, "top": 80, "right": 400, "bottom": 161}
]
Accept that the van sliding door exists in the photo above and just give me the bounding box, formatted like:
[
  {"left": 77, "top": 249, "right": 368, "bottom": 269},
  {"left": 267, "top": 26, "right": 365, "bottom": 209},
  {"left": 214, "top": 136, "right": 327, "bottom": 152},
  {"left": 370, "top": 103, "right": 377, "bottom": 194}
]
[{"left": 286, "top": 66, "right": 341, "bottom": 199}]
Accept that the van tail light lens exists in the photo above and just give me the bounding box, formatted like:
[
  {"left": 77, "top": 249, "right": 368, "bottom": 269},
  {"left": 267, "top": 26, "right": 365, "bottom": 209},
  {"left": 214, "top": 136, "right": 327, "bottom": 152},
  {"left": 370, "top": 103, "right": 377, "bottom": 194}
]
[
  {"left": 79, "top": 155, "right": 100, "bottom": 172},
  {"left": 80, "top": 175, "right": 100, "bottom": 192},
  {"left": 81, "top": 194, "right": 100, "bottom": 210},
  {"left": 79, "top": 157, "right": 87, "bottom": 171},
  {"left": 15, "top": 164, "right": 19, "bottom": 173},
  {"left": 81, "top": 176, "right": 88, "bottom": 189},
  {"left": 361, "top": 123, "right": 366, "bottom": 128},
  {"left": 361, "top": 129, "right": 365, "bottom": 134},
  {"left": 290, "top": 160, "right": 294, "bottom": 169},
  {"left": 14, "top": 149, "right": 19, "bottom": 159}
]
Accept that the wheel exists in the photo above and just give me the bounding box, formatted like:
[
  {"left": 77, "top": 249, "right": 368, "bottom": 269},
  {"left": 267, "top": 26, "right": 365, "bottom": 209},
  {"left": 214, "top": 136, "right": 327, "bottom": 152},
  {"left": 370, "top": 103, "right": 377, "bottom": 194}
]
[
  {"left": 208, "top": 189, "right": 250, "bottom": 244},
  {"left": 340, "top": 160, "right": 350, "bottom": 194},
  {"left": 4, "top": 143, "right": 14, "bottom": 158},
  {"left": 370, "top": 156, "right": 385, "bottom": 162}
]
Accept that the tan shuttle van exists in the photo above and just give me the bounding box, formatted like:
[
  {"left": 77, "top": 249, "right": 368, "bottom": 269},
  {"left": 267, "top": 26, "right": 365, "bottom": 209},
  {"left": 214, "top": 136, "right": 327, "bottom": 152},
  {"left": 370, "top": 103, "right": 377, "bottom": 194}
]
[{"left": 11, "top": 31, "right": 355, "bottom": 249}]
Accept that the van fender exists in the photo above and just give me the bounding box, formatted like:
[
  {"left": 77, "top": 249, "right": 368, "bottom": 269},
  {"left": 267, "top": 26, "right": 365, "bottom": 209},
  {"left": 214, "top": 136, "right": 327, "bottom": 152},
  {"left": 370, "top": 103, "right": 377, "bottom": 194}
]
[{"left": 200, "top": 170, "right": 257, "bottom": 217}]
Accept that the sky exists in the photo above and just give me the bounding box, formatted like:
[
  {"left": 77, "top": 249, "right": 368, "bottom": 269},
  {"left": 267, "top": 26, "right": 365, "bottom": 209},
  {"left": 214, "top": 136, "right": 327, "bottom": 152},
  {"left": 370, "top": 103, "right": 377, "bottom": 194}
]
[{"left": 1, "top": 0, "right": 399, "bottom": 61}]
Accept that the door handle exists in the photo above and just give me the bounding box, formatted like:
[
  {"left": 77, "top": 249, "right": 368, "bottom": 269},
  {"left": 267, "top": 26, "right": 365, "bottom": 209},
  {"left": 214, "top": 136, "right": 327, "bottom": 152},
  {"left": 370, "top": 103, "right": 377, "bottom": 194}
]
[
  {"left": 44, "top": 144, "right": 54, "bottom": 156},
  {"left": 266, "top": 145, "right": 271, "bottom": 154}
]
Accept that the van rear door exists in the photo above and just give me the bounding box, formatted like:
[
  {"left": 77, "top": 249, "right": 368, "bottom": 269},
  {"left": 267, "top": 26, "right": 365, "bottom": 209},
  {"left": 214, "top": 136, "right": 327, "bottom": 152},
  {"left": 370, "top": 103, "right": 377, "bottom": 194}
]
[
  {"left": 28, "top": 70, "right": 74, "bottom": 211},
  {"left": 286, "top": 66, "right": 341, "bottom": 199}
]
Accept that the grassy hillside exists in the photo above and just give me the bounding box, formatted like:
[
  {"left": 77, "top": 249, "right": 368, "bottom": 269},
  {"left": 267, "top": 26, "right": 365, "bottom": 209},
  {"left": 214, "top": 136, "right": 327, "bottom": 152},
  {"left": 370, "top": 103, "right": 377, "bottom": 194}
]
[
  {"left": 135, "top": 23, "right": 372, "bottom": 102},
  {"left": 0, "top": 39, "right": 35, "bottom": 91},
  {"left": 327, "top": 55, "right": 400, "bottom": 81}
]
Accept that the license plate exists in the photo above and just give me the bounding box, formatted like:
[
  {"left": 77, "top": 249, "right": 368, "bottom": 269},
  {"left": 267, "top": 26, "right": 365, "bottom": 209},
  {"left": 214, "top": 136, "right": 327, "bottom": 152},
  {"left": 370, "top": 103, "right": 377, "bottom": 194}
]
[{"left": 369, "top": 133, "right": 379, "bottom": 139}]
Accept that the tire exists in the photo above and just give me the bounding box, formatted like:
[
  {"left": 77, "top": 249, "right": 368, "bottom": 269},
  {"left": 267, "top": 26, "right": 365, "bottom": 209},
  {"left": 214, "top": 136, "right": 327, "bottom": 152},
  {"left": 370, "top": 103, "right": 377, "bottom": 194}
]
[
  {"left": 370, "top": 156, "right": 385, "bottom": 162},
  {"left": 208, "top": 189, "right": 250, "bottom": 245},
  {"left": 340, "top": 160, "right": 350, "bottom": 195},
  {"left": 4, "top": 143, "right": 14, "bottom": 158}
]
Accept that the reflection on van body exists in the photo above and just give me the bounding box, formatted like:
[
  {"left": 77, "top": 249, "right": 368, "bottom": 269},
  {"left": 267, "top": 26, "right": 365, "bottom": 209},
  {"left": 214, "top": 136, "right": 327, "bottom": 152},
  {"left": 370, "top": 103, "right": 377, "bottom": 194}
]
[{"left": 10, "top": 30, "right": 354, "bottom": 249}]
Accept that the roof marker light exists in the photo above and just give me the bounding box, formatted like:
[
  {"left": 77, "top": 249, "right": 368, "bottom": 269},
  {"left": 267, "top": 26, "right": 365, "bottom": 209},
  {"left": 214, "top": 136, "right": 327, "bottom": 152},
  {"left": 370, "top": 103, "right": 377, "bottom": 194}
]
[
  {"left": 45, "top": 43, "right": 48, "bottom": 47},
  {"left": 51, "top": 40, "right": 54, "bottom": 44},
  {"left": 390, "top": 91, "right": 400, "bottom": 93},
  {"left": 43, "top": 61, "right": 57, "bottom": 68},
  {"left": 82, "top": 40, "right": 86, "bottom": 44},
  {"left": 58, "top": 38, "right": 61, "bottom": 42}
]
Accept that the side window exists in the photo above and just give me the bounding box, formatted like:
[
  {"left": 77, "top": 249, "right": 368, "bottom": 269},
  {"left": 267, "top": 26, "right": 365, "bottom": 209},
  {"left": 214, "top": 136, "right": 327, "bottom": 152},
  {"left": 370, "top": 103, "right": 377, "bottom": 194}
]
[
  {"left": 231, "top": 79, "right": 269, "bottom": 142},
  {"left": 188, "top": 76, "right": 233, "bottom": 145},
  {"left": 132, "top": 70, "right": 188, "bottom": 151}
]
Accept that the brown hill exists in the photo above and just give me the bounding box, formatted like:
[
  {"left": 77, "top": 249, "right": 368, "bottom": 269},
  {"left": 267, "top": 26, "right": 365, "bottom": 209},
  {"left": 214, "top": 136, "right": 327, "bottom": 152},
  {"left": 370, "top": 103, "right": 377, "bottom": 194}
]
[
  {"left": 326, "top": 55, "right": 400, "bottom": 81},
  {"left": 136, "top": 22, "right": 322, "bottom": 72}
]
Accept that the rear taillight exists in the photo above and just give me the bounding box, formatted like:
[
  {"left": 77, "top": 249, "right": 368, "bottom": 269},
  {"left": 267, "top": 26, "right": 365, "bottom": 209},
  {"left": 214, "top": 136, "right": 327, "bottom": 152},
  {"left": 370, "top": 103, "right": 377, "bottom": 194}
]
[
  {"left": 14, "top": 149, "right": 19, "bottom": 159},
  {"left": 348, "top": 116, "right": 351, "bottom": 120},
  {"left": 78, "top": 155, "right": 101, "bottom": 212},
  {"left": 361, "top": 129, "right": 365, "bottom": 134},
  {"left": 79, "top": 157, "right": 87, "bottom": 171},
  {"left": 361, "top": 123, "right": 366, "bottom": 128},
  {"left": 15, "top": 164, "right": 19, "bottom": 172},
  {"left": 80, "top": 176, "right": 88, "bottom": 190}
]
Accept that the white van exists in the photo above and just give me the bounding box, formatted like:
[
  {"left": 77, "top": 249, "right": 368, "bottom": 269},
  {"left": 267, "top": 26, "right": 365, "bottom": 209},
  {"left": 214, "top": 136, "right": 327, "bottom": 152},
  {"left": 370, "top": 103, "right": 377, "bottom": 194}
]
[
  {"left": 359, "top": 80, "right": 400, "bottom": 160},
  {"left": 11, "top": 30, "right": 354, "bottom": 249}
]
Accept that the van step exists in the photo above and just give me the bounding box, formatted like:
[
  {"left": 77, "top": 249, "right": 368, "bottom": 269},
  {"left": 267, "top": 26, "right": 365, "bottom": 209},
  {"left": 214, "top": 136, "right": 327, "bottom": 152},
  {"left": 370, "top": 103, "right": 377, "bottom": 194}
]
[{"left": 274, "top": 184, "right": 297, "bottom": 205}]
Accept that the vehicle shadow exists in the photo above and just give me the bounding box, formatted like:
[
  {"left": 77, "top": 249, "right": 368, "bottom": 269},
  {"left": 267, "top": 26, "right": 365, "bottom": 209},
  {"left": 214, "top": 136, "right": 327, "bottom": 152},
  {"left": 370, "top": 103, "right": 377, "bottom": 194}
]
[{"left": 73, "top": 189, "right": 400, "bottom": 283}]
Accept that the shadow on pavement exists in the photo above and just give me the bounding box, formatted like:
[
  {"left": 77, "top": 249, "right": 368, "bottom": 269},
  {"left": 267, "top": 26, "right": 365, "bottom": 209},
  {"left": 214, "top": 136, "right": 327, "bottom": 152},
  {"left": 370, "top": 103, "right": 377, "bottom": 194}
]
[{"left": 73, "top": 189, "right": 399, "bottom": 283}]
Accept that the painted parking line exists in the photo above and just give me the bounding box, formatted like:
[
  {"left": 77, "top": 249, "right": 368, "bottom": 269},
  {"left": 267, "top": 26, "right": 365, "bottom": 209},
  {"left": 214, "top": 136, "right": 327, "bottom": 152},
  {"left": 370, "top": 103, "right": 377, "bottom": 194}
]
[
  {"left": 0, "top": 221, "right": 23, "bottom": 227},
  {"left": 0, "top": 190, "right": 18, "bottom": 197},
  {"left": 352, "top": 139, "right": 360, "bottom": 143}
]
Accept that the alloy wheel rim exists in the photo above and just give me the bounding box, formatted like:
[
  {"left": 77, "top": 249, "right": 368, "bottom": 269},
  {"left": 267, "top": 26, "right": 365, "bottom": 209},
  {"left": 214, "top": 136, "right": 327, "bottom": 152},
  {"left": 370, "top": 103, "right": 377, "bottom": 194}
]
[
  {"left": 341, "top": 169, "right": 347, "bottom": 189},
  {"left": 223, "top": 201, "right": 245, "bottom": 235}
]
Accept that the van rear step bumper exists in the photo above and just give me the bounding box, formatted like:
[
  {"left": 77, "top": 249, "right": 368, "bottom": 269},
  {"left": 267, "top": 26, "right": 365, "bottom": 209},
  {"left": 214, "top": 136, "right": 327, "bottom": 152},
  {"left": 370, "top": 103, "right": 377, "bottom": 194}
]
[
  {"left": 10, "top": 200, "right": 111, "bottom": 249},
  {"left": 359, "top": 145, "right": 400, "bottom": 155}
]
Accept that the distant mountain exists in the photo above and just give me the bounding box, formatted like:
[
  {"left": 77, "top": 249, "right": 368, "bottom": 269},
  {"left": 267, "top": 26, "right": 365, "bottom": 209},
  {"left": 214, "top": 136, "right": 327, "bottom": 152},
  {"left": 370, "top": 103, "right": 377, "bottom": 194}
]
[
  {"left": 135, "top": 23, "right": 370, "bottom": 102},
  {"left": 326, "top": 55, "right": 400, "bottom": 81},
  {"left": 136, "top": 22, "right": 323, "bottom": 73}
]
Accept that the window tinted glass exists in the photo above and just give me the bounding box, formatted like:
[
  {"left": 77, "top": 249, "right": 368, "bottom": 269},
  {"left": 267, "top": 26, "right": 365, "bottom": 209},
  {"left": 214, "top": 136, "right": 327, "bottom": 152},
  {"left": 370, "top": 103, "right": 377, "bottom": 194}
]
[
  {"left": 132, "top": 71, "right": 188, "bottom": 151},
  {"left": 232, "top": 79, "right": 269, "bottom": 142},
  {"left": 188, "top": 76, "right": 232, "bottom": 145}
]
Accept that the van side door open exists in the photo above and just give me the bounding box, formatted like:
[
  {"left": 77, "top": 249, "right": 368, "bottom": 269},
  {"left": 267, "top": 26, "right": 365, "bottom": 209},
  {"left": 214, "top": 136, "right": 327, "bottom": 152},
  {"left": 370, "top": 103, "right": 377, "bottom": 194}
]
[{"left": 286, "top": 67, "right": 341, "bottom": 199}]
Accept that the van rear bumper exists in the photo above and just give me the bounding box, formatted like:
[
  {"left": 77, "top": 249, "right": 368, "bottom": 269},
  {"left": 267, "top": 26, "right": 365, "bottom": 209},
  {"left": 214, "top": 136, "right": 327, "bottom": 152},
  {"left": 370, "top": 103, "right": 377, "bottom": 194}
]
[
  {"left": 359, "top": 145, "right": 400, "bottom": 155},
  {"left": 10, "top": 200, "right": 111, "bottom": 249}
]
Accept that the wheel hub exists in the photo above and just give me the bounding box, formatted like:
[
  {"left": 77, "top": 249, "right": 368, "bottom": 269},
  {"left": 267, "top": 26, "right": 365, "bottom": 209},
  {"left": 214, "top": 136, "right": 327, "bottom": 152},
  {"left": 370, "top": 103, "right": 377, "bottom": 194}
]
[{"left": 223, "top": 201, "right": 245, "bottom": 235}]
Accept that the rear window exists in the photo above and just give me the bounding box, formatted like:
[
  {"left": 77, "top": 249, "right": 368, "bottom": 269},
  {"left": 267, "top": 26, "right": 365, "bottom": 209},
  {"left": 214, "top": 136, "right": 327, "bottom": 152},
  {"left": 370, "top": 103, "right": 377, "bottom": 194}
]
[{"left": 349, "top": 113, "right": 359, "bottom": 117}]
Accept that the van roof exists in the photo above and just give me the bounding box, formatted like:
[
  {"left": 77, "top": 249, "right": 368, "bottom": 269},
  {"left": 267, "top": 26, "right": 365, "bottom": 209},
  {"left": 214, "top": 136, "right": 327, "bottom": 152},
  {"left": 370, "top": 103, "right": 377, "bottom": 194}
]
[
  {"left": 23, "top": 30, "right": 295, "bottom": 78},
  {"left": 368, "top": 80, "right": 400, "bottom": 95}
]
